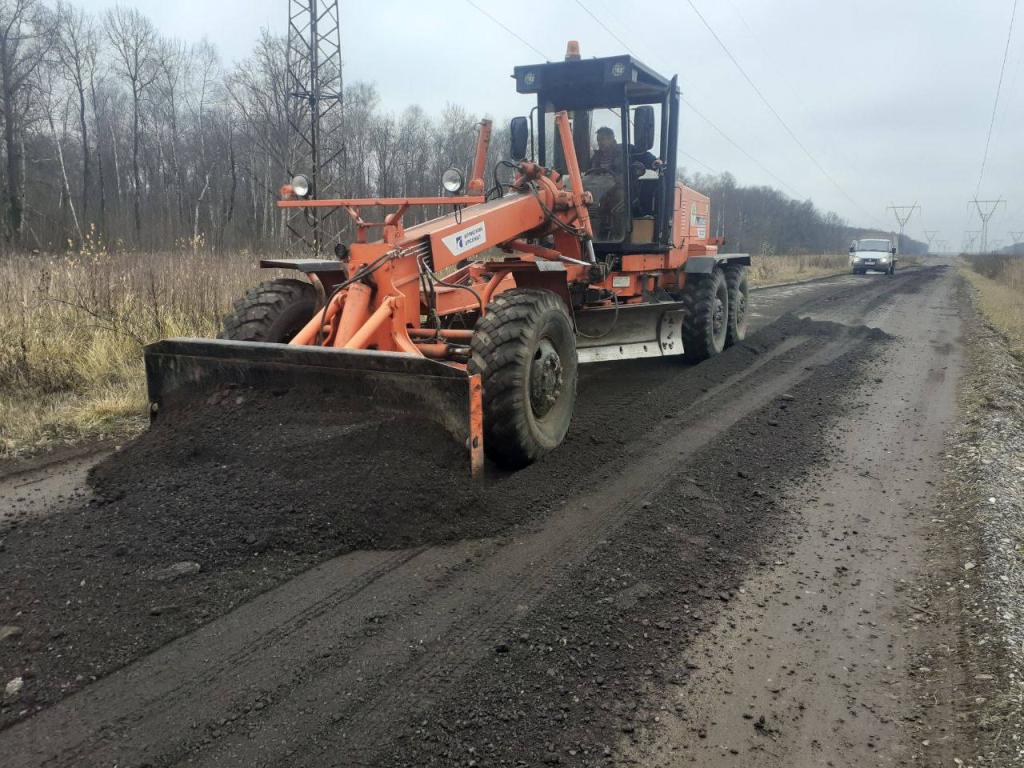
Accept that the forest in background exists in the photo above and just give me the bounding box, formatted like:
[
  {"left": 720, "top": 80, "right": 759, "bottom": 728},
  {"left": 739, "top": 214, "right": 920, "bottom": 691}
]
[{"left": 0, "top": 0, "right": 924, "bottom": 256}]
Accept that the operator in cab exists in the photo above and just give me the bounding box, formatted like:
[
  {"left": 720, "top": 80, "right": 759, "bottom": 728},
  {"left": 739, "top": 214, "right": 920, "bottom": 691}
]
[
  {"left": 590, "top": 126, "right": 664, "bottom": 177},
  {"left": 589, "top": 126, "right": 664, "bottom": 240}
]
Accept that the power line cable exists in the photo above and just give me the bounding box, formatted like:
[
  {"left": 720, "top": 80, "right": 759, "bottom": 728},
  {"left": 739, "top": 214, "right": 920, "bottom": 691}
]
[
  {"left": 680, "top": 97, "right": 803, "bottom": 198},
  {"left": 975, "top": 0, "right": 1019, "bottom": 196},
  {"left": 573, "top": 0, "right": 636, "bottom": 56},
  {"left": 721, "top": 0, "right": 864, "bottom": 176},
  {"left": 573, "top": 0, "right": 804, "bottom": 198},
  {"left": 463, "top": 0, "right": 550, "bottom": 61},
  {"left": 679, "top": 149, "right": 718, "bottom": 175},
  {"left": 683, "top": 0, "right": 882, "bottom": 226}
]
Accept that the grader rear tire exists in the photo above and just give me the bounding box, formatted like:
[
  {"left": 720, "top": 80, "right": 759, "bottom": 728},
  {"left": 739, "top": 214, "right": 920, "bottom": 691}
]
[
  {"left": 681, "top": 267, "right": 729, "bottom": 363},
  {"left": 724, "top": 266, "right": 749, "bottom": 348},
  {"left": 219, "top": 278, "right": 317, "bottom": 343},
  {"left": 469, "top": 289, "right": 578, "bottom": 469}
]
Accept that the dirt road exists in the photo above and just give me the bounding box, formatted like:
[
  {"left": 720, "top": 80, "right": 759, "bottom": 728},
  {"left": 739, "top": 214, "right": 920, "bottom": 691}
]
[{"left": 1, "top": 266, "right": 972, "bottom": 766}]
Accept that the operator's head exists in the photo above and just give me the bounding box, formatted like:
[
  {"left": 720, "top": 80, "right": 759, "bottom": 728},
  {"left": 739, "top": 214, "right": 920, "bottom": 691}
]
[{"left": 596, "top": 126, "right": 615, "bottom": 150}]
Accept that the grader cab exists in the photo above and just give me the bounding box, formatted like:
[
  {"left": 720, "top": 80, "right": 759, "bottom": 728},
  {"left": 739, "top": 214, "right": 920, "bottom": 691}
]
[{"left": 145, "top": 44, "right": 750, "bottom": 475}]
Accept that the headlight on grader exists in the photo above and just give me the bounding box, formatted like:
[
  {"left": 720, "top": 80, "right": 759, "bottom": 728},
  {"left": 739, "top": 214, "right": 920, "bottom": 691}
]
[
  {"left": 441, "top": 167, "right": 465, "bottom": 195},
  {"left": 290, "top": 174, "right": 311, "bottom": 198}
]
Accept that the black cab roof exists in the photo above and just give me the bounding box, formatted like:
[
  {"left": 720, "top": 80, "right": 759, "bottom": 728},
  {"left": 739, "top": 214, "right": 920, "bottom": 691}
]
[{"left": 512, "top": 54, "right": 673, "bottom": 108}]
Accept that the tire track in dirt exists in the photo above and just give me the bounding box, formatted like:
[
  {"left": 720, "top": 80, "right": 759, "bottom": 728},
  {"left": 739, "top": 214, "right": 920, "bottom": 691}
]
[
  {"left": 6, "top": 324, "right": 898, "bottom": 768},
  {"left": 193, "top": 329, "right": 876, "bottom": 768},
  {"left": 4, "top": 321, "right": 878, "bottom": 768},
  {"left": 622, "top": 267, "right": 964, "bottom": 767}
]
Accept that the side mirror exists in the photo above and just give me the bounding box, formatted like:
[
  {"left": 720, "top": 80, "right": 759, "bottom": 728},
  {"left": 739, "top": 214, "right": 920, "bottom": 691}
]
[
  {"left": 848, "top": 245, "right": 855, "bottom": 253},
  {"left": 633, "top": 105, "right": 655, "bottom": 153},
  {"left": 510, "top": 116, "right": 529, "bottom": 161},
  {"left": 891, "top": 247, "right": 897, "bottom": 255}
]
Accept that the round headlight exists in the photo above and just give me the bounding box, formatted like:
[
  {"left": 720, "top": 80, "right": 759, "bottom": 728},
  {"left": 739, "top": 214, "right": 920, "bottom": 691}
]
[
  {"left": 290, "top": 174, "right": 311, "bottom": 198},
  {"left": 441, "top": 167, "right": 465, "bottom": 195}
]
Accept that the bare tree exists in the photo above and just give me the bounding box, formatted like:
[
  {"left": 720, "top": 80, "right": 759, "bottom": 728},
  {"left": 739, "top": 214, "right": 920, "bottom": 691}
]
[
  {"left": 0, "top": 0, "right": 53, "bottom": 243},
  {"left": 105, "top": 5, "right": 158, "bottom": 243},
  {"left": 54, "top": 0, "right": 94, "bottom": 222}
]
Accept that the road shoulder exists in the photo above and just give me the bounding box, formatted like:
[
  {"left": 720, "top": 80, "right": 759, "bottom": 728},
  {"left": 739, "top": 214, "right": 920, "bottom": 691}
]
[{"left": 910, "top": 278, "right": 1024, "bottom": 766}]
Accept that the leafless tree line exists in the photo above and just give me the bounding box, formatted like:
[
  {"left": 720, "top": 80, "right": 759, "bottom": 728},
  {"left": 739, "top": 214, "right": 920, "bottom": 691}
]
[
  {"left": 0, "top": 0, "right": 915, "bottom": 257},
  {"left": 0, "top": 0, "right": 496, "bottom": 254},
  {"left": 686, "top": 171, "right": 927, "bottom": 256}
]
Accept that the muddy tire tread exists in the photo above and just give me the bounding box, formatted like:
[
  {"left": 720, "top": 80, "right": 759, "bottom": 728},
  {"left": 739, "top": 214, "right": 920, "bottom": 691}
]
[
  {"left": 681, "top": 268, "right": 728, "bottom": 363},
  {"left": 470, "top": 289, "right": 576, "bottom": 468},
  {"left": 724, "top": 265, "right": 748, "bottom": 348},
  {"left": 219, "top": 278, "right": 316, "bottom": 342}
]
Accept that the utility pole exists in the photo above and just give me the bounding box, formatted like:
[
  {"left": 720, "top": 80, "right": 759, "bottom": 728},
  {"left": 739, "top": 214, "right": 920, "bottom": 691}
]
[
  {"left": 286, "top": 0, "right": 344, "bottom": 256},
  {"left": 886, "top": 203, "right": 920, "bottom": 256},
  {"left": 963, "top": 230, "right": 980, "bottom": 254},
  {"left": 968, "top": 198, "right": 1006, "bottom": 254}
]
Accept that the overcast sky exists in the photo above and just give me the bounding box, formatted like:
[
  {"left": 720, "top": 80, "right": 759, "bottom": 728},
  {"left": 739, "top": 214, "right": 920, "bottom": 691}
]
[{"left": 86, "top": 0, "right": 1023, "bottom": 248}]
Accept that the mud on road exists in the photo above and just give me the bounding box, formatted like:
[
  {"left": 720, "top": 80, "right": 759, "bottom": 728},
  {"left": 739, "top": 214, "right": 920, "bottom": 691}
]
[{"left": 0, "top": 266, "right": 978, "bottom": 767}]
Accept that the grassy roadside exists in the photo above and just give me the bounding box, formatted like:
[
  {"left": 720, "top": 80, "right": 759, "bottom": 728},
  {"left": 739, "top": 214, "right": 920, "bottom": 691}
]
[
  {"left": 914, "top": 278, "right": 1024, "bottom": 765},
  {"left": 0, "top": 248, "right": 269, "bottom": 459},
  {"left": 0, "top": 250, "right": 866, "bottom": 459},
  {"left": 747, "top": 252, "right": 847, "bottom": 286},
  {"left": 960, "top": 254, "right": 1024, "bottom": 360},
  {"left": 748, "top": 252, "right": 925, "bottom": 287}
]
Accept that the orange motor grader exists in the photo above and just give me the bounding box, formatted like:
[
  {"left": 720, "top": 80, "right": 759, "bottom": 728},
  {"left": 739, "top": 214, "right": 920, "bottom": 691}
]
[{"left": 145, "top": 47, "right": 750, "bottom": 475}]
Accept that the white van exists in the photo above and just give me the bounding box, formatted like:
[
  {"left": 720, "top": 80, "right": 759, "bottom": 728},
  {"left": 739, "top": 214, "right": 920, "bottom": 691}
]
[{"left": 849, "top": 238, "right": 897, "bottom": 275}]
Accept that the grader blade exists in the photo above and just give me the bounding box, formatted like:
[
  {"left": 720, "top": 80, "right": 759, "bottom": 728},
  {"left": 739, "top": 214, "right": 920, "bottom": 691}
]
[
  {"left": 144, "top": 339, "right": 484, "bottom": 475},
  {"left": 574, "top": 302, "right": 687, "bottom": 363}
]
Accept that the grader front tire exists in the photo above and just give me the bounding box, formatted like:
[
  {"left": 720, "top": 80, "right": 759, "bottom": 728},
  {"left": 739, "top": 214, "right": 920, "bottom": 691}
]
[
  {"left": 469, "top": 289, "right": 578, "bottom": 469},
  {"left": 219, "top": 278, "right": 317, "bottom": 343}
]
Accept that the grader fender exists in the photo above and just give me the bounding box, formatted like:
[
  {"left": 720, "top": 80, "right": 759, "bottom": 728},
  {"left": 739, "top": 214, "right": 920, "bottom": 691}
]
[
  {"left": 259, "top": 258, "right": 348, "bottom": 273},
  {"left": 717, "top": 253, "right": 752, "bottom": 266},
  {"left": 144, "top": 339, "right": 484, "bottom": 474},
  {"left": 684, "top": 254, "right": 751, "bottom": 273}
]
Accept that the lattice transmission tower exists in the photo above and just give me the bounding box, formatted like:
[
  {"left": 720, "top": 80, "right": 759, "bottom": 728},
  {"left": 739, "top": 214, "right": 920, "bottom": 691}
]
[
  {"left": 286, "top": 0, "right": 344, "bottom": 255},
  {"left": 886, "top": 203, "right": 920, "bottom": 256},
  {"left": 923, "top": 229, "right": 937, "bottom": 252},
  {"left": 968, "top": 198, "right": 1006, "bottom": 254}
]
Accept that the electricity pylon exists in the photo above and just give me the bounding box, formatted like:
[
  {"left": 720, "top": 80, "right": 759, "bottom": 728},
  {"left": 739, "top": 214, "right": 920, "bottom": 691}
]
[
  {"left": 963, "top": 230, "right": 980, "bottom": 254},
  {"left": 923, "top": 229, "right": 937, "bottom": 251},
  {"left": 886, "top": 203, "right": 920, "bottom": 256},
  {"left": 1010, "top": 230, "right": 1024, "bottom": 245},
  {"left": 286, "top": 0, "right": 344, "bottom": 255},
  {"left": 968, "top": 198, "right": 1006, "bottom": 254}
]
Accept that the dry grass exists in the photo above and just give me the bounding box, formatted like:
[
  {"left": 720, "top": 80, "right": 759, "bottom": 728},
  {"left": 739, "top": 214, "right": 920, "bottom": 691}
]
[
  {"left": 961, "top": 254, "right": 1024, "bottom": 359},
  {"left": 0, "top": 243, "right": 270, "bottom": 458},
  {"left": 747, "top": 253, "right": 850, "bottom": 286}
]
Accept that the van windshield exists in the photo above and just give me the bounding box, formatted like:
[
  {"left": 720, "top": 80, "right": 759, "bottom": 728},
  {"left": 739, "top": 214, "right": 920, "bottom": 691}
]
[{"left": 857, "top": 239, "right": 890, "bottom": 252}]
